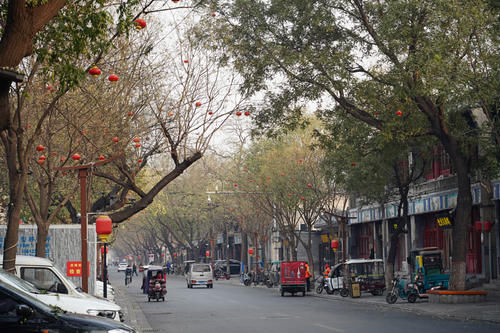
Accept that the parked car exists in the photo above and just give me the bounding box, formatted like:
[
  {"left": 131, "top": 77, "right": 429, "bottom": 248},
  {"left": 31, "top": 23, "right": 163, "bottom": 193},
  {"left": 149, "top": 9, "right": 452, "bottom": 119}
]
[
  {"left": 0, "top": 269, "right": 124, "bottom": 322},
  {"left": 186, "top": 263, "right": 213, "bottom": 288},
  {"left": 118, "top": 263, "right": 128, "bottom": 272},
  {"left": 95, "top": 280, "right": 115, "bottom": 302},
  {"left": 214, "top": 259, "right": 241, "bottom": 275},
  {"left": 0, "top": 280, "right": 136, "bottom": 333},
  {"left": 0, "top": 255, "right": 124, "bottom": 322}
]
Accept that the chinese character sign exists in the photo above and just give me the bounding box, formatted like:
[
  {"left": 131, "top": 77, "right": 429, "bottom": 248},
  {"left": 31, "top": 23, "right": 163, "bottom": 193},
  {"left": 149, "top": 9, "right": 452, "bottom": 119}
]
[{"left": 66, "top": 261, "right": 90, "bottom": 277}]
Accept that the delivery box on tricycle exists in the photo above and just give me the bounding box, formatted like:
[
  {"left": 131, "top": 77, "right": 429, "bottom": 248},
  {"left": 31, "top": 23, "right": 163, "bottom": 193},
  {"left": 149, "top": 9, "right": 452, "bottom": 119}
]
[{"left": 280, "top": 261, "right": 306, "bottom": 297}]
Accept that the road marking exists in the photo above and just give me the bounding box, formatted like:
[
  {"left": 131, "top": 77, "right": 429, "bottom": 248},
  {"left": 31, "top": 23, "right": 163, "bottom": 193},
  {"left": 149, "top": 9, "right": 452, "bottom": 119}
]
[{"left": 313, "top": 323, "right": 345, "bottom": 332}]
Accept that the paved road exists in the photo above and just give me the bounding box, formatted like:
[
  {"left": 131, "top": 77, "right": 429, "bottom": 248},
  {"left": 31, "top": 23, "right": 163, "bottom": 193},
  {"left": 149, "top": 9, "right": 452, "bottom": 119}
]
[{"left": 110, "top": 271, "right": 499, "bottom": 333}]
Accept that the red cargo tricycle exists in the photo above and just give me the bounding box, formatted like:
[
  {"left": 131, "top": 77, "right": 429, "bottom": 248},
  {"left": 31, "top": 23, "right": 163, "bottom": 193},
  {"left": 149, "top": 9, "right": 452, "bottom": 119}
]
[{"left": 279, "top": 261, "right": 306, "bottom": 297}]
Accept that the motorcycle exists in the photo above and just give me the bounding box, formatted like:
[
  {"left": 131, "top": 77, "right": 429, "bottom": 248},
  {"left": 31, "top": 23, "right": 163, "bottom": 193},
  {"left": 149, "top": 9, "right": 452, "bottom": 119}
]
[
  {"left": 214, "top": 268, "right": 230, "bottom": 280},
  {"left": 243, "top": 272, "right": 253, "bottom": 286},
  {"left": 315, "top": 276, "right": 334, "bottom": 295},
  {"left": 386, "top": 274, "right": 429, "bottom": 304}
]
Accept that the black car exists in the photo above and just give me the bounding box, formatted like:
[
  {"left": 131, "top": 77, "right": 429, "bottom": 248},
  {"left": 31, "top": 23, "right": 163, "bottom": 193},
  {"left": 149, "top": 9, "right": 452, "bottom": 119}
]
[
  {"left": 214, "top": 259, "right": 241, "bottom": 275},
  {"left": 0, "top": 281, "right": 136, "bottom": 333}
]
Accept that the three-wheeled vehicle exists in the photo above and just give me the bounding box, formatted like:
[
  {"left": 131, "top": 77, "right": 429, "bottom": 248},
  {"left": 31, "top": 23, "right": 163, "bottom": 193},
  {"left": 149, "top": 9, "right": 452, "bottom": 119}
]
[
  {"left": 408, "top": 247, "right": 449, "bottom": 290},
  {"left": 280, "top": 261, "right": 306, "bottom": 297},
  {"left": 327, "top": 259, "right": 385, "bottom": 297},
  {"left": 143, "top": 265, "right": 167, "bottom": 302}
]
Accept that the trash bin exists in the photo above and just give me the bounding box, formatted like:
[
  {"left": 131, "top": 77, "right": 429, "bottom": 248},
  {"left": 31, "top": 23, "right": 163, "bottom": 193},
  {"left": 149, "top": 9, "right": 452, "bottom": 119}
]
[{"left": 351, "top": 283, "right": 360, "bottom": 298}]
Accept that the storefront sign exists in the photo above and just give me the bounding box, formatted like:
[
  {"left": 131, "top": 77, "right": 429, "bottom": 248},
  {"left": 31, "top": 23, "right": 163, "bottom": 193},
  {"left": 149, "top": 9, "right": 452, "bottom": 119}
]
[{"left": 436, "top": 212, "right": 453, "bottom": 229}]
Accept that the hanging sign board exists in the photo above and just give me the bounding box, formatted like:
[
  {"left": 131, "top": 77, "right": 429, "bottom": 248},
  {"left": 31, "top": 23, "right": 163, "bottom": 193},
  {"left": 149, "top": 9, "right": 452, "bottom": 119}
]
[{"left": 436, "top": 212, "right": 453, "bottom": 229}]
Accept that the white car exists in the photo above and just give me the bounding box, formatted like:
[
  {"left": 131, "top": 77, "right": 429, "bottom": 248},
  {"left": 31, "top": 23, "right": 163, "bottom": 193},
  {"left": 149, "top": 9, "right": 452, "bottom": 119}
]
[
  {"left": 0, "top": 269, "right": 122, "bottom": 322},
  {"left": 0, "top": 255, "right": 124, "bottom": 322},
  {"left": 186, "top": 263, "right": 213, "bottom": 288},
  {"left": 95, "top": 280, "right": 115, "bottom": 302},
  {"left": 118, "top": 263, "right": 128, "bottom": 272}
]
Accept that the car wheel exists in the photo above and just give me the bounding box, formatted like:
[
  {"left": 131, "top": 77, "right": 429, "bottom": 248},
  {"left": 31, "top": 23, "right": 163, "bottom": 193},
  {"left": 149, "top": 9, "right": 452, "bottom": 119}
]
[{"left": 340, "top": 288, "right": 349, "bottom": 297}]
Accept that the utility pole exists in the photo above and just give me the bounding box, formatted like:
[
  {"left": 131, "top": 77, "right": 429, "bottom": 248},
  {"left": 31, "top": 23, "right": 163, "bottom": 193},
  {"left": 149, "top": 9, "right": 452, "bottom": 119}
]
[{"left": 55, "top": 154, "right": 123, "bottom": 292}]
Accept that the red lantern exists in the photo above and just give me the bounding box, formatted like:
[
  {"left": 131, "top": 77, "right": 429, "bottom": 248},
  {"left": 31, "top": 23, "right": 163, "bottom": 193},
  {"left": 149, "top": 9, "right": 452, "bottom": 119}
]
[
  {"left": 168, "top": 112, "right": 174, "bottom": 116},
  {"left": 211, "top": 13, "right": 216, "bottom": 17},
  {"left": 88, "top": 66, "right": 101, "bottom": 77},
  {"left": 484, "top": 221, "right": 492, "bottom": 232},
  {"left": 307, "top": 184, "right": 312, "bottom": 188},
  {"left": 36, "top": 145, "right": 45, "bottom": 152},
  {"left": 331, "top": 239, "right": 339, "bottom": 249},
  {"left": 248, "top": 248, "right": 254, "bottom": 255},
  {"left": 205, "top": 250, "right": 210, "bottom": 257},
  {"left": 72, "top": 154, "right": 81, "bottom": 160},
  {"left": 99, "top": 156, "right": 105, "bottom": 160},
  {"left": 96, "top": 215, "right": 112, "bottom": 242},
  {"left": 475, "top": 221, "right": 482, "bottom": 232},
  {"left": 234, "top": 183, "right": 238, "bottom": 187},
  {"left": 174, "top": 253, "right": 177, "bottom": 257},
  {"left": 396, "top": 109, "right": 403, "bottom": 116},
  {"left": 38, "top": 160, "right": 44, "bottom": 165},
  {"left": 236, "top": 111, "right": 242, "bottom": 116},
  {"left": 208, "top": 111, "right": 213, "bottom": 115},
  {"left": 184, "top": 60, "right": 189, "bottom": 63},
  {"left": 112, "top": 137, "right": 119, "bottom": 142},
  {"left": 100, "top": 246, "right": 108, "bottom": 255},
  {"left": 244, "top": 111, "right": 250, "bottom": 116},
  {"left": 249, "top": 180, "right": 253, "bottom": 183},
  {"left": 172, "top": 0, "right": 180, "bottom": 3},
  {"left": 298, "top": 159, "right": 303, "bottom": 163},
  {"left": 161, "top": 253, "right": 165, "bottom": 257},
  {"left": 375, "top": 111, "right": 379, "bottom": 115},
  {"left": 135, "top": 143, "right": 141, "bottom": 148},
  {"left": 128, "top": 112, "right": 134, "bottom": 117},
  {"left": 301, "top": 197, "right": 306, "bottom": 201},
  {"left": 133, "top": 138, "right": 140, "bottom": 143},
  {"left": 108, "top": 74, "right": 119, "bottom": 83},
  {"left": 138, "top": 159, "right": 143, "bottom": 163},
  {"left": 39, "top": 155, "right": 47, "bottom": 161},
  {"left": 195, "top": 101, "right": 202, "bottom": 107},
  {"left": 351, "top": 162, "right": 356, "bottom": 166},
  {"left": 287, "top": 193, "right": 292, "bottom": 197},
  {"left": 134, "top": 18, "right": 147, "bottom": 30}
]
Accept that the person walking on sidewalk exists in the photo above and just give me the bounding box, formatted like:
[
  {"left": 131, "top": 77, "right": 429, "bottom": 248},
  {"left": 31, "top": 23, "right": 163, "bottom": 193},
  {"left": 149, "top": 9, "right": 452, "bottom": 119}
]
[
  {"left": 133, "top": 263, "right": 138, "bottom": 276},
  {"left": 305, "top": 263, "right": 312, "bottom": 292}
]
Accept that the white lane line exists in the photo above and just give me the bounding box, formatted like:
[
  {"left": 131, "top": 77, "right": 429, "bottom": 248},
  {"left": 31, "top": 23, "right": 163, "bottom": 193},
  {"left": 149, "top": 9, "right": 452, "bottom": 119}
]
[{"left": 313, "top": 323, "right": 345, "bottom": 332}]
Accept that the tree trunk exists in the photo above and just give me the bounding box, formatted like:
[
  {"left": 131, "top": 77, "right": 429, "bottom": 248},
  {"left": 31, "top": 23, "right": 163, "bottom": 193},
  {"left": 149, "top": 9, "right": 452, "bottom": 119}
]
[
  {"left": 385, "top": 231, "right": 399, "bottom": 289},
  {"left": 448, "top": 156, "right": 472, "bottom": 290},
  {"left": 241, "top": 231, "right": 248, "bottom": 274},
  {"left": 36, "top": 224, "right": 49, "bottom": 258},
  {"left": 2, "top": 128, "right": 27, "bottom": 272}
]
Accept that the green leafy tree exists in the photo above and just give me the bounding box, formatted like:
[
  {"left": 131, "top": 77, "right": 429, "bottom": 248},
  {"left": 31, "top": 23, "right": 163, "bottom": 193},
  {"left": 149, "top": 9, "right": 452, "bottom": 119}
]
[{"left": 209, "top": 0, "right": 498, "bottom": 290}]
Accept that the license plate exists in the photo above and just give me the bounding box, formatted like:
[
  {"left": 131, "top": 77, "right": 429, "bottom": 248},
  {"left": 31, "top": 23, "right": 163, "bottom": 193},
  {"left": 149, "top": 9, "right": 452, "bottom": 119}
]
[{"left": 198, "top": 281, "right": 206, "bottom": 284}]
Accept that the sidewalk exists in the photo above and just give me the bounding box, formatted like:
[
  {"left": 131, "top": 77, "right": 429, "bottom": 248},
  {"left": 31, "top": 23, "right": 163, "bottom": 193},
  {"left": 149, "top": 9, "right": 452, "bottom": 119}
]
[
  {"left": 109, "top": 272, "right": 153, "bottom": 333},
  {"left": 223, "top": 275, "right": 500, "bottom": 324}
]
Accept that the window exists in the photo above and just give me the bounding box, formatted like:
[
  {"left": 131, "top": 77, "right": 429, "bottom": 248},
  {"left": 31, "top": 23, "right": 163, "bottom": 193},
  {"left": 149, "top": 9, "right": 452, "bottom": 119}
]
[
  {"left": 21, "top": 268, "right": 67, "bottom": 294},
  {"left": 0, "top": 292, "right": 19, "bottom": 317},
  {"left": 192, "top": 265, "right": 211, "bottom": 273}
]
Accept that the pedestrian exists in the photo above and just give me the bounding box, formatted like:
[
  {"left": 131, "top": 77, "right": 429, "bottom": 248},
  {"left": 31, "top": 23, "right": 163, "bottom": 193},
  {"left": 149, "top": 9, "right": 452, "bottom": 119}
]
[
  {"left": 133, "top": 263, "right": 138, "bottom": 276},
  {"left": 305, "top": 263, "right": 311, "bottom": 292},
  {"left": 323, "top": 264, "right": 330, "bottom": 279},
  {"left": 166, "top": 261, "right": 171, "bottom": 275}
]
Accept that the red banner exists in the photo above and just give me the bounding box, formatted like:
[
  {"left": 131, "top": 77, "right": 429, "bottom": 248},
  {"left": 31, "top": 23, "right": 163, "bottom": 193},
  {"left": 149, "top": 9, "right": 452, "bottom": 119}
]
[{"left": 66, "top": 261, "right": 90, "bottom": 277}]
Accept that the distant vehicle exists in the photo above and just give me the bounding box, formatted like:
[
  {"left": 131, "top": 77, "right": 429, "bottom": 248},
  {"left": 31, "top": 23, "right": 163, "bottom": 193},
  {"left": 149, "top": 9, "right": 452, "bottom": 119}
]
[
  {"left": 118, "top": 263, "right": 128, "bottom": 272},
  {"left": 214, "top": 259, "right": 241, "bottom": 275},
  {"left": 186, "top": 263, "right": 213, "bottom": 288},
  {"left": 0, "top": 280, "right": 136, "bottom": 333},
  {"left": 0, "top": 269, "right": 122, "bottom": 322}
]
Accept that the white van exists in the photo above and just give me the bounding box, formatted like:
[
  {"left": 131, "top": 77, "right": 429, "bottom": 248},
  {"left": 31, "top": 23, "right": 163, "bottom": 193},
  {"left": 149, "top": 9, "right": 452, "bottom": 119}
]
[
  {"left": 186, "top": 263, "right": 213, "bottom": 288},
  {"left": 0, "top": 255, "right": 123, "bottom": 322}
]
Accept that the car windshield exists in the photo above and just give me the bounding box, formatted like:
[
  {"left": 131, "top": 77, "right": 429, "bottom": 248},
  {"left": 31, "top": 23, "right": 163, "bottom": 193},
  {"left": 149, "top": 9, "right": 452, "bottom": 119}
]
[
  {"left": 192, "top": 265, "right": 211, "bottom": 273},
  {"left": 0, "top": 269, "right": 41, "bottom": 294}
]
